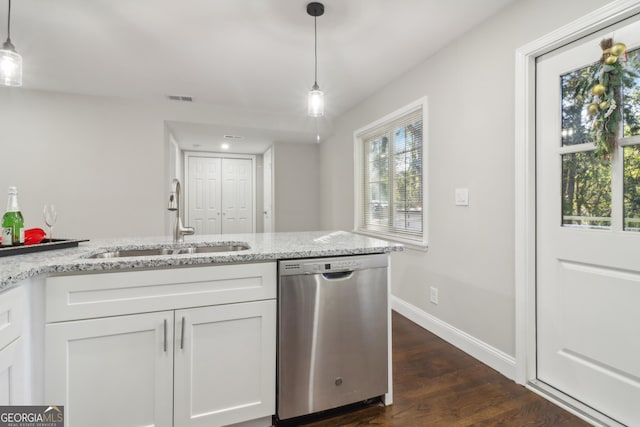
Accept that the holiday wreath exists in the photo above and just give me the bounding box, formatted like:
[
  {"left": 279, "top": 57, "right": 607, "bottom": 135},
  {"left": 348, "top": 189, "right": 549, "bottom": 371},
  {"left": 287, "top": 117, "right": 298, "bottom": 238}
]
[{"left": 574, "top": 38, "right": 636, "bottom": 157}]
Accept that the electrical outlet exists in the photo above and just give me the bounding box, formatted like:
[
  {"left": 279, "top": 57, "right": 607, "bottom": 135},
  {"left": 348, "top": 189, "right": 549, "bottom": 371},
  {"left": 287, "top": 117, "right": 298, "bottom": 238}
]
[{"left": 430, "top": 286, "right": 439, "bottom": 305}]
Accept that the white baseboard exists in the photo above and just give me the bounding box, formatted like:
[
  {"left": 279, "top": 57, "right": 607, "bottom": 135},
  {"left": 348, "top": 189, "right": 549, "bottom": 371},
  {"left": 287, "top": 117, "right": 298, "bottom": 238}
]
[{"left": 392, "top": 296, "right": 516, "bottom": 380}]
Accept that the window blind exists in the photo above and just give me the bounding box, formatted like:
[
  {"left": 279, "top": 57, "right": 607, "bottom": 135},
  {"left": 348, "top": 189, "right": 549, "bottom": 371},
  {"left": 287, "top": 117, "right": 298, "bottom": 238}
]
[{"left": 359, "top": 107, "right": 423, "bottom": 241}]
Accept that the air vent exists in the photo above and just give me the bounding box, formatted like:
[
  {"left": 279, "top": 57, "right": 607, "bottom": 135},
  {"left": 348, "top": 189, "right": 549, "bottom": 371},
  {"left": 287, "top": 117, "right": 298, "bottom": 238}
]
[
  {"left": 167, "top": 95, "right": 193, "bottom": 102},
  {"left": 224, "top": 135, "right": 243, "bottom": 140}
]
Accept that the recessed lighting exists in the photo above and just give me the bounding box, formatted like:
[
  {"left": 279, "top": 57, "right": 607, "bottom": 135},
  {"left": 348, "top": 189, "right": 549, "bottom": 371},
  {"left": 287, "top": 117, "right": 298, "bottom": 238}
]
[{"left": 221, "top": 143, "right": 230, "bottom": 150}]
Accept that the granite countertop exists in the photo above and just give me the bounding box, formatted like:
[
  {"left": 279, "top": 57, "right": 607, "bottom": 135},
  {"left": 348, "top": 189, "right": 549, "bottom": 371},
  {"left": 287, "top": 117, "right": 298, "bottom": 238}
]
[{"left": 0, "top": 231, "right": 402, "bottom": 290}]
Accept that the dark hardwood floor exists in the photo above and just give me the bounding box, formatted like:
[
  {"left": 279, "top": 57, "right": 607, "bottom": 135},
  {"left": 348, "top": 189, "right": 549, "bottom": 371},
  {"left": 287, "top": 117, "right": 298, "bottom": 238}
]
[{"left": 296, "top": 312, "right": 590, "bottom": 427}]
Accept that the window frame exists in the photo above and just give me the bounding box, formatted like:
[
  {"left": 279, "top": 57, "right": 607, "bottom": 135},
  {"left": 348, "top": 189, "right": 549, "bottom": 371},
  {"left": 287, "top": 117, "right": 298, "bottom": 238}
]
[{"left": 353, "top": 97, "right": 428, "bottom": 249}]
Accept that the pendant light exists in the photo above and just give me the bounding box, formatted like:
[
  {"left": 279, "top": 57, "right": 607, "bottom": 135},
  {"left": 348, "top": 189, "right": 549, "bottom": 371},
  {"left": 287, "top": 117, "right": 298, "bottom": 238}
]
[
  {"left": 307, "top": 2, "right": 324, "bottom": 117},
  {"left": 0, "top": 0, "right": 21, "bottom": 87}
]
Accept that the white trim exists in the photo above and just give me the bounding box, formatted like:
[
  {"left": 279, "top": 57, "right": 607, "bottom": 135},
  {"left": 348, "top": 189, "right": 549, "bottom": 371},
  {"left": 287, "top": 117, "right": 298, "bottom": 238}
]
[
  {"left": 183, "top": 151, "right": 257, "bottom": 234},
  {"left": 352, "top": 230, "right": 427, "bottom": 251},
  {"left": 392, "top": 296, "right": 516, "bottom": 380},
  {"left": 262, "top": 146, "right": 275, "bottom": 233},
  {"left": 353, "top": 97, "right": 429, "bottom": 247},
  {"left": 620, "top": 135, "right": 640, "bottom": 146},
  {"left": 527, "top": 381, "right": 626, "bottom": 427},
  {"left": 514, "top": 0, "right": 640, "bottom": 395}
]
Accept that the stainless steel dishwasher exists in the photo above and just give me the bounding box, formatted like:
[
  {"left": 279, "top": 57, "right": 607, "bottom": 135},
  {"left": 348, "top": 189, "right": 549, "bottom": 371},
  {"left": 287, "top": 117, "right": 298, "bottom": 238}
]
[{"left": 277, "top": 254, "right": 388, "bottom": 421}]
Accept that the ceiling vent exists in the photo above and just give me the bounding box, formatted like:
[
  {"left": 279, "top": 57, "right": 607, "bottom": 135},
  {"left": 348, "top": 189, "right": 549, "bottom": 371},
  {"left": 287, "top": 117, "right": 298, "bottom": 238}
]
[
  {"left": 224, "top": 135, "right": 242, "bottom": 140},
  {"left": 167, "top": 95, "right": 193, "bottom": 102}
]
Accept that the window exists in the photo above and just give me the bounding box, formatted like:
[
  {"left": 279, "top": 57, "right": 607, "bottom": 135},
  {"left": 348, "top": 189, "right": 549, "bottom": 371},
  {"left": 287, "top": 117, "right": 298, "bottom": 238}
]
[
  {"left": 560, "top": 48, "right": 640, "bottom": 231},
  {"left": 354, "top": 98, "right": 427, "bottom": 247}
]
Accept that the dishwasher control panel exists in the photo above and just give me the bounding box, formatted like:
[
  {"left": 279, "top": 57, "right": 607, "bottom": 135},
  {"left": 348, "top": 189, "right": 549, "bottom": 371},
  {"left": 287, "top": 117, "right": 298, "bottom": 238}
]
[{"left": 279, "top": 254, "right": 388, "bottom": 276}]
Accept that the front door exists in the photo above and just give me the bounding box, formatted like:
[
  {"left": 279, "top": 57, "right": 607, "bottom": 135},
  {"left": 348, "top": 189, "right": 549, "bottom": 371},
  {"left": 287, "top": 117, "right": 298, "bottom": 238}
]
[{"left": 536, "top": 16, "right": 640, "bottom": 426}]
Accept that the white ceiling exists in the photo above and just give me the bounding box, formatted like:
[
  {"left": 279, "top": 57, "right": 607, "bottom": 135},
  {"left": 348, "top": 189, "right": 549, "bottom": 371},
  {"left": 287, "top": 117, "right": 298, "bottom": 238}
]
[
  {"left": 11, "top": 0, "right": 517, "bottom": 149},
  {"left": 167, "top": 121, "right": 313, "bottom": 154}
]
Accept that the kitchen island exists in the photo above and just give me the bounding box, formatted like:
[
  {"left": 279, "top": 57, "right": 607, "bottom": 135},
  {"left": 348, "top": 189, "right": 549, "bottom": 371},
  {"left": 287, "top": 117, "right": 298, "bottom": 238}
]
[
  {"left": 0, "top": 230, "right": 400, "bottom": 289},
  {"left": 0, "top": 231, "right": 400, "bottom": 427}
]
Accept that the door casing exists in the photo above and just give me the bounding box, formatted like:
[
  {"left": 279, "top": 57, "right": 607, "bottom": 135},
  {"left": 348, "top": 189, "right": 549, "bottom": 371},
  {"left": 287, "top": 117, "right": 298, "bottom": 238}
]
[
  {"left": 263, "top": 147, "right": 274, "bottom": 233},
  {"left": 514, "top": 0, "right": 640, "bottom": 425}
]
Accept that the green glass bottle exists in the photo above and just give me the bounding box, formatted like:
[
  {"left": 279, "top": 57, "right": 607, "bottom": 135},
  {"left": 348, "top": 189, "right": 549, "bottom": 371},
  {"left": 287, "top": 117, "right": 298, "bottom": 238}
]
[{"left": 1, "top": 186, "right": 25, "bottom": 246}]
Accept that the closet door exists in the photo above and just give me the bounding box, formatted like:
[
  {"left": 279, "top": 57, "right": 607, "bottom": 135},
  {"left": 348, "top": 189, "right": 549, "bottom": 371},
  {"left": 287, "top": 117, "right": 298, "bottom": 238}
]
[
  {"left": 222, "top": 158, "right": 253, "bottom": 233},
  {"left": 187, "top": 156, "right": 222, "bottom": 235}
]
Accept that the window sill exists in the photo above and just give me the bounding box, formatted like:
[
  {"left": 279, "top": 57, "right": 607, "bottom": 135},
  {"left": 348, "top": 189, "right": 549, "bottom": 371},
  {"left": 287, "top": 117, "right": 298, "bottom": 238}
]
[{"left": 352, "top": 230, "right": 428, "bottom": 252}]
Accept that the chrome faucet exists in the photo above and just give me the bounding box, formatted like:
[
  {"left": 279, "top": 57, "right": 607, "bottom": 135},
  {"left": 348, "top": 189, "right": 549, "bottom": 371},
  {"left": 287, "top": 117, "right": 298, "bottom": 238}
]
[{"left": 168, "top": 179, "right": 194, "bottom": 243}]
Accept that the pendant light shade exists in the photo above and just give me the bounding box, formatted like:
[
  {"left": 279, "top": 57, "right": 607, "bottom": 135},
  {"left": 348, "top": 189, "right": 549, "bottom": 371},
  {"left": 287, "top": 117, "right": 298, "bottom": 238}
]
[
  {"left": 0, "top": 0, "right": 21, "bottom": 87},
  {"left": 307, "top": 2, "right": 324, "bottom": 117},
  {"left": 308, "top": 83, "right": 324, "bottom": 117}
]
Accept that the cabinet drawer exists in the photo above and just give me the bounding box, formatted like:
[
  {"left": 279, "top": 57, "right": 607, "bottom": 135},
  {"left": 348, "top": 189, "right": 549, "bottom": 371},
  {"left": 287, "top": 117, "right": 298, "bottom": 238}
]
[
  {"left": 46, "top": 262, "right": 276, "bottom": 322},
  {"left": 0, "top": 287, "right": 24, "bottom": 349}
]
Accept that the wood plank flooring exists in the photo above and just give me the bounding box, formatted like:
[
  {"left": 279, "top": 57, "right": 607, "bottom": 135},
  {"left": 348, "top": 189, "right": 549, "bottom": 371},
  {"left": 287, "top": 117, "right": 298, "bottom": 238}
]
[{"left": 296, "top": 312, "right": 590, "bottom": 427}]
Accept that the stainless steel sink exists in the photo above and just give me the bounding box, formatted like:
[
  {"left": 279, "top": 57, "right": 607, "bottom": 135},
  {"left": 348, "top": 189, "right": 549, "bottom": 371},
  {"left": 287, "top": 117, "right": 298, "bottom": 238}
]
[{"left": 87, "top": 244, "right": 250, "bottom": 259}]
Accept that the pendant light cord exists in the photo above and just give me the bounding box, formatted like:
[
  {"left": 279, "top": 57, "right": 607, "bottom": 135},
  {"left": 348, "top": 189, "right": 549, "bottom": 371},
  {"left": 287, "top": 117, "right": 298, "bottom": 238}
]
[
  {"left": 6, "top": 0, "right": 11, "bottom": 42},
  {"left": 314, "top": 15, "right": 318, "bottom": 86}
]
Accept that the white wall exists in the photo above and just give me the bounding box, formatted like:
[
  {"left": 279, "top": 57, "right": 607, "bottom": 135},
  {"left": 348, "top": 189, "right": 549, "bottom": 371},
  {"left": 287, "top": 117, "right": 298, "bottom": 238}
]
[
  {"left": 0, "top": 89, "right": 319, "bottom": 239},
  {"left": 319, "top": 0, "right": 614, "bottom": 356},
  {"left": 274, "top": 142, "right": 321, "bottom": 232}
]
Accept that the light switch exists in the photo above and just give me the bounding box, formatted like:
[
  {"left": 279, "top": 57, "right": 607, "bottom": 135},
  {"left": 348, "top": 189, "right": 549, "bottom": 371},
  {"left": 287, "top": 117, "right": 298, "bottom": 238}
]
[{"left": 455, "top": 188, "right": 469, "bottom": 206}]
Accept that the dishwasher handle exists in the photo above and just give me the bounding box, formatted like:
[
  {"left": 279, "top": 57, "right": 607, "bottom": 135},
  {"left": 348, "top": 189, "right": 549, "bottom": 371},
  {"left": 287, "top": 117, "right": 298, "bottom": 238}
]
[{"left": 321, "top": 271, "right": 354, "bottom": 280}]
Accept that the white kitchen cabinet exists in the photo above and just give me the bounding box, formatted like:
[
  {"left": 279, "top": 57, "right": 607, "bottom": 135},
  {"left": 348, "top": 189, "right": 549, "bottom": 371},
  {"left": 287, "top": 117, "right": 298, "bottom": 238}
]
[
  {"left": 45, "top": 263, "right": 277, "bottom": 427},
  {"left": 0, "top": 337, "right": 25, "bottom": 405},
  {"left": 46, "top": 311, "right": 174, "bottom": 427},
  {"left": 174, "top": 301, "right": 275, "bottom": 427},
  {"left": 0, "top": 286, "right": 26, "bottom": 405}
]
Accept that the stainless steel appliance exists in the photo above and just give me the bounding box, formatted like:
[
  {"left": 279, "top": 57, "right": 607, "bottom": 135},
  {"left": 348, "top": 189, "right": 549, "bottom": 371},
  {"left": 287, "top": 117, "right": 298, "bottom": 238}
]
[{"left": 277, "top": 254, "right": 388, "bottom": 421}]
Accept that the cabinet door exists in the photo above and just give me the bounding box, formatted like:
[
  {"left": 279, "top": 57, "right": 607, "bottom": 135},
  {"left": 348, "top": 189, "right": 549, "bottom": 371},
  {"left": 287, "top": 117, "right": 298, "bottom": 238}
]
[
  {"left": 174, "top": 300, "right": 276, "bottom": 427},
  {"left": 46, "top": 311, "right": 174, "bottom": 427},
  {"left": 0, "top": 337, "right": 25, "bottom": 405},
  {"left": 0, "top": 286, "right": 25, "bottom": 405}
]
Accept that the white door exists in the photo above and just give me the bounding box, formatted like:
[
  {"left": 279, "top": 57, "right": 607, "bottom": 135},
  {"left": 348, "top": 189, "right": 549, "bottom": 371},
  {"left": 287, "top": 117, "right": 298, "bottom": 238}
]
[
  {"left": 173, "top": 301, "right": 276, "bottom": 427},
  {"left": 187, "top": 156, "right": 222, "bottom": 234},
  {"left": 222, "top": 158, "right": 253, "bottom": 233},
  {"left": 536, "top": 17, "right": 640, "bottom": 426},
  {"left": 45, "top": 311, "right": 174, "bottom": 427},
  {"left": 263, "top": 147, "right": 274, "bottom": 232}
]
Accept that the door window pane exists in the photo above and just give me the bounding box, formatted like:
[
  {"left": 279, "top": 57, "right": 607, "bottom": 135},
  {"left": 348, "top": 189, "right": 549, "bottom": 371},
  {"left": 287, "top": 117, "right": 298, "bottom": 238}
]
[
  {"left": 561, "top": 62, "right": 600, "bottom": 146},
  {"left": 623, "top": 48, "right": 640, "bottom": 137},
  {"left": 562, "top": 151, "right": 611, "bottom": 228},
  {"left": 624, "top": 145, "right": 640, "bottom": 231}
]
